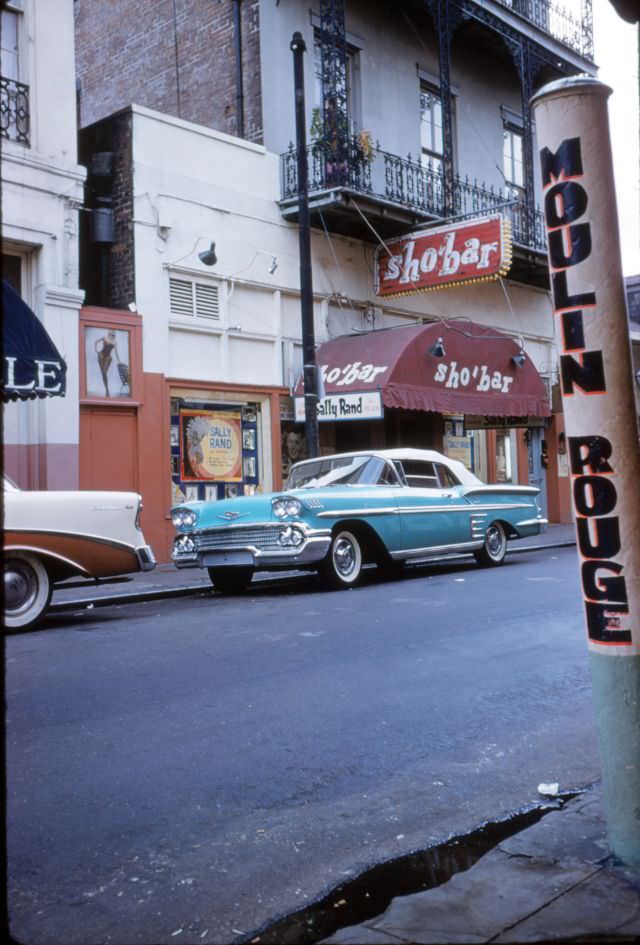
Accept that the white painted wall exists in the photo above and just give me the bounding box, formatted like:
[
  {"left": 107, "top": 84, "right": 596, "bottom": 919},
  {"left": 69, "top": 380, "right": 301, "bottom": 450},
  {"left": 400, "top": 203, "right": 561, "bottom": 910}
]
[
  {"left": 130, "top": 104, "right": 556, "bottom": 406},
  {"left": 2, "top": 0, "right": 85, "bottom": 488}
]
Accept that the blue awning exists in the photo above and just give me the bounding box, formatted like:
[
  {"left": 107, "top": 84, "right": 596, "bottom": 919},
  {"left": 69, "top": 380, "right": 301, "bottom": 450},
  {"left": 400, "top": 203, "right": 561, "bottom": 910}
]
[{"left": 2, "top": 279, "right": 67, "bottom": 401}]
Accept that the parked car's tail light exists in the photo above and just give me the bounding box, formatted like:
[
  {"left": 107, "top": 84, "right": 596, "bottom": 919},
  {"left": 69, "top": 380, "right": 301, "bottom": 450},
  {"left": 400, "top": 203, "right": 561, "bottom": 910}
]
[
  {"left": 279, "top": 526, "right": 304, "bottom": 547},
  {"left": 272, "top": 496, "right": 303, "bottom": 518},
  {"left": 172, "top": 507, "right": 198, "bottom": 528},
  {"left": 135, "top": 498, "right": 143, "bottom": 530}
]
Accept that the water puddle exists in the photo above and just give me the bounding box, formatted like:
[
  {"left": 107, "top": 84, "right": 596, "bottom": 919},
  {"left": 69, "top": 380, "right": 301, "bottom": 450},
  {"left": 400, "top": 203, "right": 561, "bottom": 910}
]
[{"left": 240, "top": 794, "right": 578, "bottom": 945}]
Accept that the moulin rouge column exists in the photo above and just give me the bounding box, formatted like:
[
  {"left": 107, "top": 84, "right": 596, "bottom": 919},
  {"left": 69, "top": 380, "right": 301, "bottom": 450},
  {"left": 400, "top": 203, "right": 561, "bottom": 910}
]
[{"left": 531, "top": 76, "right": 640, "bottom": 865}]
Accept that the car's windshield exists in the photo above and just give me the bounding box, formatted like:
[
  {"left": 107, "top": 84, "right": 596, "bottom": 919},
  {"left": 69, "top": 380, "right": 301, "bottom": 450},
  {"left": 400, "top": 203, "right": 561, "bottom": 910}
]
[{"left": 287, "top": 455, "right": 397, "bottom": 489}]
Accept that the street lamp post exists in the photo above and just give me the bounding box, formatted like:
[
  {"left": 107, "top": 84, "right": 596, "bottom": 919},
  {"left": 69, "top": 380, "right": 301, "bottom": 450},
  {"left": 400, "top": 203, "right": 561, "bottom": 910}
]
[{"left": 290, "top": 31, "right": 320, "bottom": 459}]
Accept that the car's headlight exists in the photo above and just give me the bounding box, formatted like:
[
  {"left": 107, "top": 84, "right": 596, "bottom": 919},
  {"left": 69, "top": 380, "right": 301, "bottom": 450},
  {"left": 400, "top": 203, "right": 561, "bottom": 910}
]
[
  {"left": 172, "top": 507, "right": 198, "bottom": 528},
  {"left": 272, "top": 496, "right": 303, "bottom": 518}
]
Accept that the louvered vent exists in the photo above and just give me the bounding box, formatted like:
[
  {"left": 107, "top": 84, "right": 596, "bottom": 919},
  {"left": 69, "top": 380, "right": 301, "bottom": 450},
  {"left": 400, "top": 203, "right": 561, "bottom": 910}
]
[
  {"left": 169, "top": 278, "right": 194, "bottom": 316},
  {"left": 195, "top": 283, "right": 220, "bottom": 319},
  {"left": 169, "top": 278, "right": 220, "bottom": 320}
]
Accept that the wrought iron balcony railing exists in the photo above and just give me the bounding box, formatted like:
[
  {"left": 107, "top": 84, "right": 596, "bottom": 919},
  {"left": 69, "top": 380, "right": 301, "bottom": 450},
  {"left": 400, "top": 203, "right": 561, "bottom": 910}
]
[
  {"left": 492, "top": 0, "right": 593, "bottom": 60},
  {"left": 281, "top": 139, "right": 547, "bottom": 253},
  {"left": 1, "top": 76, "right": 30, "bottom": 145}
]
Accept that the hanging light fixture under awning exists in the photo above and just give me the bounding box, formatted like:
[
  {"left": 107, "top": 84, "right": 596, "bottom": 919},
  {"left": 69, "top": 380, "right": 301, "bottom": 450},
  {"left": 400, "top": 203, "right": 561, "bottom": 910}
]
[{"left": 2, "top": 279, "right": 67, "bottom": 401}]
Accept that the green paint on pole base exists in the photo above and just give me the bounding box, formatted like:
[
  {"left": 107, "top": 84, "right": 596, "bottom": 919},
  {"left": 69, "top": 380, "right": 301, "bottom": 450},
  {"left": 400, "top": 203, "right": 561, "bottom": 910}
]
[{"left": 589, "top": 652, "right": 640, "bottom": 866}]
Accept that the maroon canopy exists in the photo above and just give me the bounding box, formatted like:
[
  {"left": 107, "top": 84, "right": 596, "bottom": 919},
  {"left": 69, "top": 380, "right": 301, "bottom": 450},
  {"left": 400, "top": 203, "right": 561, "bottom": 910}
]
[{"left": 295, "top": 321, "right": 550, "bottom": 417}]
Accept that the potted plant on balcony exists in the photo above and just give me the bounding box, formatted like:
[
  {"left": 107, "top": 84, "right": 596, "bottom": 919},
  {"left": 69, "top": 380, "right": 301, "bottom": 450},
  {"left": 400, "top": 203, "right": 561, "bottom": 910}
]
[
  {"left": 356, "top": 129, "right": 375, "bottom": 165},
  {"left": 310, "top": 107, "right": 324, "bottom": 156}
]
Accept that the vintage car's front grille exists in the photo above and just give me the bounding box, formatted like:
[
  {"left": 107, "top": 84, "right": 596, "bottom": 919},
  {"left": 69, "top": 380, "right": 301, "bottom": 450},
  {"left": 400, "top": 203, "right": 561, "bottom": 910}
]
[{"left": 195, "top": 526, "right": 283, "bottom": 553}]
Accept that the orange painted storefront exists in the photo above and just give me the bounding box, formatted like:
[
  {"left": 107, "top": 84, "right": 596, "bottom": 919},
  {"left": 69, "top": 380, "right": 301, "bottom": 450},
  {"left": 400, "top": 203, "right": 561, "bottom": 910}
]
[{"left": 79, "top": 307, "right": 288, "bottom": 563}]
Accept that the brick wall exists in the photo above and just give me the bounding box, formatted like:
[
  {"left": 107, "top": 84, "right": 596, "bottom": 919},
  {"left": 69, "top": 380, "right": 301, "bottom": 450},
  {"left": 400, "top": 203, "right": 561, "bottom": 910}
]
[
  {"left": 79, "top": 110, "right": 135, "bottom": 310},
  {"left": 75, "top": 0, "right": 262, "bottom": 143}
]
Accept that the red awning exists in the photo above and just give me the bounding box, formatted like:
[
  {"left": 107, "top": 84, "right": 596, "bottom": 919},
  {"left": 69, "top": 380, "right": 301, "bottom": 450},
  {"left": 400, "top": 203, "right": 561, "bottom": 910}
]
[{"left": 295, "top": 321, "right": 550, "bottom": 417}]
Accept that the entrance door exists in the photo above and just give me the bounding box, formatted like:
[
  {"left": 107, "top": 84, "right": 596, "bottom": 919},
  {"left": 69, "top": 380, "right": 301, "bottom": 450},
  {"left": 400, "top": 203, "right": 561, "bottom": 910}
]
[
  {"left": 527, "top": 426, "right": 548, "bottom": 522},
  {"left": 80, "top": 407, "right": 138, "bottom": 492}
]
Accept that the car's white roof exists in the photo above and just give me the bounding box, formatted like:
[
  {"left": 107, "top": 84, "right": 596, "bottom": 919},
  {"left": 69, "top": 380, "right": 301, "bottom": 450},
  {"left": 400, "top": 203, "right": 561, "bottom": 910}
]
[{"left": 291, "top": 448, "right": 482, "bottom": 486}]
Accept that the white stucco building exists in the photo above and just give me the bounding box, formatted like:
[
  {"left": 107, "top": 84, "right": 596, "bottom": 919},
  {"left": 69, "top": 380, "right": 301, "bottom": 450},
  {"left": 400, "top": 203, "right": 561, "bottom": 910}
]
[
  {"left": 73, "top": 0, "right": 599, "bottom": 557},
  {"left": 2, "top": 0, "right": 85, "bottom": 488}
]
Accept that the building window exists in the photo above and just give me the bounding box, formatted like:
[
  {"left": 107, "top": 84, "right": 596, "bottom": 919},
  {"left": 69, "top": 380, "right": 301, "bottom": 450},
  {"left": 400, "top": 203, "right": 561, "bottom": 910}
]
[
  {"left": 169, "top": 277, "right": 220, "bottom": 322},
  {"left": 170, "top": 399, "right": 261, "bottom": 503},
  {"left": 1, "top": 6, "right": 20, "bottom": 81},
  {"left": 2, "top": 252, "right": 23, "bottom": 293},
  {"left": 502, "top": 108, "right": 525, "bottom": 199},
  {"left": 313, "top": 31, "right": 361, "bottom": 135},
  {"left": 1, "top": 2, "right": 29, "bottom": 145},
  {"left": 420, "top": 84, "right": 444, "bottom": 175}
]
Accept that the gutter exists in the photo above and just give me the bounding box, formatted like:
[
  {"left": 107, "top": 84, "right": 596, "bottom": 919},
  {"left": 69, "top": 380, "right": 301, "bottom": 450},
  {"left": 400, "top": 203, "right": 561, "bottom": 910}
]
[{"left": 232, "top": 0, "right": 245, "bottom": 138}]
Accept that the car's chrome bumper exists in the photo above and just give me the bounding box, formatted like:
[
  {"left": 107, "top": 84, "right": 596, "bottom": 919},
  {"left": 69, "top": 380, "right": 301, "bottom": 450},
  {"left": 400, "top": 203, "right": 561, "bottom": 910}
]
[
  {"left": 171, "top": 523, "right": 332, "bottom": 570},
  {"left": 514, "top": 517, "right": 548, "bottom": 536},
  {"left": 136, "top": 545, "right": 157, "bottom": 571}
]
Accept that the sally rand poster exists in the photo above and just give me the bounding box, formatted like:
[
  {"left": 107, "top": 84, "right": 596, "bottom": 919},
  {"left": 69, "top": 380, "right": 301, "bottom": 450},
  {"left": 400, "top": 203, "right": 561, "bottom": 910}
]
[{"left": 180, "top": 408, "right": 243, "bottom": 481}]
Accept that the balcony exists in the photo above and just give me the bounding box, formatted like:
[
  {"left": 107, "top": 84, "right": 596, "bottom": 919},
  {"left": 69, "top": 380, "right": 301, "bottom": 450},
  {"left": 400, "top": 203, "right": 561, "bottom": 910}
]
[
  {"left": 1, "top": 76, "right": 30, "bottom": 145},
  {"left": 280, "top": 138, "right": 548, "bottom": 286},
  {"left": 490, "top": 0, "right": 593, "bottom": 59}
]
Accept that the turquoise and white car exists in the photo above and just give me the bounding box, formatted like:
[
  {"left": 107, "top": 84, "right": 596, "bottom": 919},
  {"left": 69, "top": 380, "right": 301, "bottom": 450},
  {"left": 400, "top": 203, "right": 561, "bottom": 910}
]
[{"left": 170, "top": 448, "right": 547, "bottom": 593}]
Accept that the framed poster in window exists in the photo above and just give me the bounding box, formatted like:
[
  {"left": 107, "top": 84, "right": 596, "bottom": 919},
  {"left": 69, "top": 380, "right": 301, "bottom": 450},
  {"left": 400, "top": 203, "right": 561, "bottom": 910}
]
[
  {"left": 84, "top": 326, "right": 131, "bottom": 399},
  {"left": 180, "top": 407, "right": 243, "bottom": 482},
  {"left": 80, "top": 308, "right": 141, "bottom": 404}
]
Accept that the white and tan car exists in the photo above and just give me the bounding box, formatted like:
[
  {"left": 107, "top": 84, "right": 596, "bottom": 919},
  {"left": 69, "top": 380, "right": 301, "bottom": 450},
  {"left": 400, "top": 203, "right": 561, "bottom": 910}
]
[{"left": 4, "top": 477, "right": 156, "bottom": 629}]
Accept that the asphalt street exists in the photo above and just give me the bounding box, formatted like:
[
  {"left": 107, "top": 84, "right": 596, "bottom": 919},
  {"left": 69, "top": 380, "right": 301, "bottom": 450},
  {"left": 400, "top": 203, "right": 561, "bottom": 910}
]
[{"left": 6, "top": 545, "right": 601, "bottom": 945}]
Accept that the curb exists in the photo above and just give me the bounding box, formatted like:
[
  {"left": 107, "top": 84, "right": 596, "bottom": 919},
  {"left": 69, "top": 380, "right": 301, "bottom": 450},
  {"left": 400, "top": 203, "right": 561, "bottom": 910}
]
[
  {"left": 50, "top": 539, "right": 576, "bottom": 613},
  {"left": 237, "top": 787, "right": 590, "bottom": 945}
]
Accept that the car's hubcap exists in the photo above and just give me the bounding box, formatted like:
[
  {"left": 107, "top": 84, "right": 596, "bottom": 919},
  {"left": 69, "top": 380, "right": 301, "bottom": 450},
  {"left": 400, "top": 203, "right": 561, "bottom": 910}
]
[
  {"left": 4, "top": 562, "right": 36, "bottom": 613},
  {"left": 486, "top": 526, "right": 504, "bottom": 558},
  {"left": 334, "top": 537, "right": 357, "bottom": 577}
]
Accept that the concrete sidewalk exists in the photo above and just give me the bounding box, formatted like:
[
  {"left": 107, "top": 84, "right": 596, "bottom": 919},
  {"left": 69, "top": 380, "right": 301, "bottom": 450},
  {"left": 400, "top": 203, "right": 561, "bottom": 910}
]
[
  {"left": 321, "top": 783, "right": 640, "bottom": 944},
  {"left": 50, "top": 523, "right": 577, "bottom": 612}
]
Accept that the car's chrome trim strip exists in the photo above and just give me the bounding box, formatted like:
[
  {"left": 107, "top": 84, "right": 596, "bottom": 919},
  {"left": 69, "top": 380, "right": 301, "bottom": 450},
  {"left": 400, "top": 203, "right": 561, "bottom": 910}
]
[
  {"left": 390, "top": 540, "right": 484, "bottom": 560},
  {"left": 463, "top": 486, "right": 539, "bottom": 496},
  {"left": 458, "top": 502, "right": 532, "bottom": 512},
  {"left": 396, "top": 503, "right": 528, "bottom": 515},
  {"left": 317, "top": 502, "right": 531, "bottom": 519},
  {"left": 515, "top": 517, "right": 548, "bottom": 528},
  {"left": 4, "top": 544, "right": 93, "bottom": 576},
  {"left": 191, "top": 521, "right": 329, "bottom": 538},
  {"left": 189, "top": 535, "right": 332, "bottom": 567},
  {"left": 317, "top": 507, "right": 398, "bottom": 518},
  {"left": 4, "top": 529, "right": 139, "bottom": 552}
]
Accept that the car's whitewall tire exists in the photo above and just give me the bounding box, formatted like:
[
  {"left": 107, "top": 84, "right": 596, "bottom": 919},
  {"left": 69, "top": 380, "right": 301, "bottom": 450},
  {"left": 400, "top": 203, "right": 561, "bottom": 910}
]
[
  {"left": 474, "top": 521, "right": 507, "bottom": 567},
  {"left": 4, "top": 553, "right": 52, "bottom": 629},
  {"left": 322, "top": 530, "right": 364, "bottom": 589}
]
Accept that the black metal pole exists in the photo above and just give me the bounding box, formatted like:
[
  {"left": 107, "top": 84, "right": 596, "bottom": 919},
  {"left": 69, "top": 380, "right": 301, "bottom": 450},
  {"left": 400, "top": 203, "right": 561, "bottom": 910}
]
[{"left": 290, "top": 31, "right": 320, "bottom": 458}]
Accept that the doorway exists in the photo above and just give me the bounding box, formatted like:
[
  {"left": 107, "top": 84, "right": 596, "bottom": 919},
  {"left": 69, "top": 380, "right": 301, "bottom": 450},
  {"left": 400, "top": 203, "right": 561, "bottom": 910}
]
[
  {"left": 80, "top": 406, "right": 138, "bottom": 491},
  {"left": 527, "top": 426, "right": 548, "bottom": 523}
]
